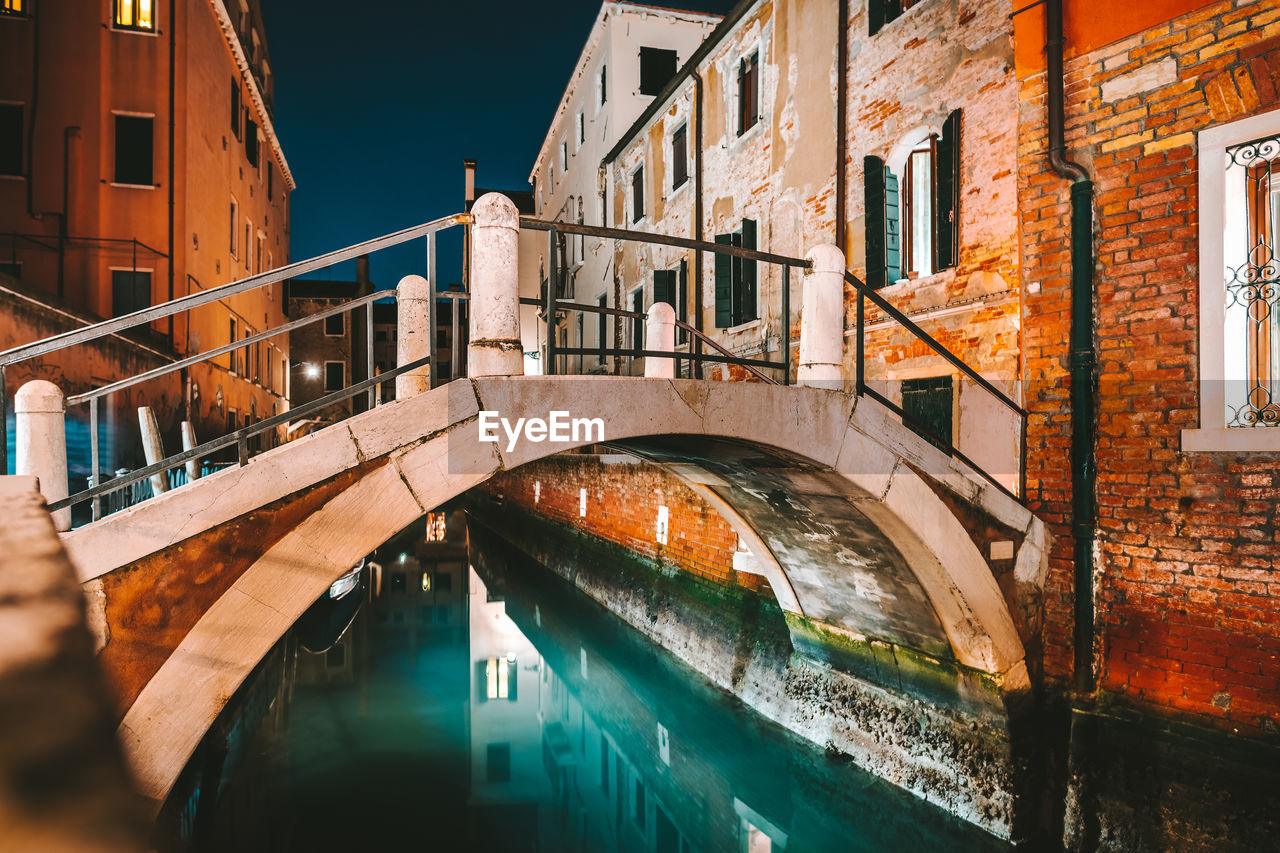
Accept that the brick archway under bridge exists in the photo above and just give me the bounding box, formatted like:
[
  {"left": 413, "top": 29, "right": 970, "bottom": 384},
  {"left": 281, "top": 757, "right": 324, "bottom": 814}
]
[{"left": 61, "top": 375, "right": 1048, "bottom": 821}]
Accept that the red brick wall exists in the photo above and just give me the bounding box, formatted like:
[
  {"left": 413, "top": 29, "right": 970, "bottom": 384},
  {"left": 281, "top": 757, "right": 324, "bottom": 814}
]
[
  {"left": 486, "top": 455, "right": 763, "bottom": 592},
  {"left": 1019, "top": 0, "right": 1280, "bottom": 733}
]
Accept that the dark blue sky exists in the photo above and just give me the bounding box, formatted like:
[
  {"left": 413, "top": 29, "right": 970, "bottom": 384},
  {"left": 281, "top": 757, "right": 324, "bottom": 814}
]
[{"left": 261, "top": 0, "right": 738, "bottom": 287}]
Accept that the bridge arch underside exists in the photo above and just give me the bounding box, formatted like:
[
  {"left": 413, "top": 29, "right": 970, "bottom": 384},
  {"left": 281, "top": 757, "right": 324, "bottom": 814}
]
[{"left": 81, "top": 377, "right": 1046, "bottom": 812}]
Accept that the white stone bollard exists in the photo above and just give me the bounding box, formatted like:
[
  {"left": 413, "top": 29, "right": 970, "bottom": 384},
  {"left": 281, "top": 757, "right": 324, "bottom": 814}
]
[
  {"left": 180, "top": 421, "right": 199, "bottom": 482},
  {"left": 644, "top": 302, "right": 676, "bottom": 379},
  {"left": 798, "top": 244, "right": 846, "bottom": 389},
  {"left": 467, "top": 192, "right": 523, "bottom": 377},
  {"left": 396, "top": 274, "right": 433, "bottom": 399},
  {"left": 138, "top": 407, "right": 170, "bottom": 494},
  {"left": 15, "top": 380, "right": 70, "bottom": 531}
]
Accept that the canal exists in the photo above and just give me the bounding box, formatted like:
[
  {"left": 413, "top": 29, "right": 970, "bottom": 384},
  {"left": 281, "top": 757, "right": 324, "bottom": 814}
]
[{"left": 162, "top": 506, "right": 1009, "bottom": 852}]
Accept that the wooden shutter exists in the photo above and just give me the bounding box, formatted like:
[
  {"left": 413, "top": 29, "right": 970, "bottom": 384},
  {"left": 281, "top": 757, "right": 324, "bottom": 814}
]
[
  {"left": 653, "top": 270, "right": 676, "bottom": 307},
  {"left": 677, "top": 259, "right": 688, "bottom": 342},
  {"left": 714, "top": 233, "right": 733, "bottom": 328},
  {"left": 868, "top": 0, "right": 886, "bottom": 36},
  {"left": 884, "top": 164, "right": 900, "bottom": 283},
  {"left": 935, "top": 109, "right": 961, "bottom": 271},
  {"left": 864, "top": 156, "right": 886, "bottom": 288},
  {"left": 739, "top": 219, "right": 757, "bottom": 323},
  {"left": 475, "top": 660, "right": 488, "bottom": 704}
]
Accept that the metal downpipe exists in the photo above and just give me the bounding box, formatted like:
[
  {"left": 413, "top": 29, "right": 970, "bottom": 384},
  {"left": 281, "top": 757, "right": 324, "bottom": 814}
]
[{"left": 1047, "top": 0, "right": 1097, "bottom": 695}]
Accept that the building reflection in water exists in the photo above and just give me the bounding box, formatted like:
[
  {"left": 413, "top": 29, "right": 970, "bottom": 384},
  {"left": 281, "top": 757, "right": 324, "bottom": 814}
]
[{"left": 180, "top": 509, "right": 1003, "bottom": 852}]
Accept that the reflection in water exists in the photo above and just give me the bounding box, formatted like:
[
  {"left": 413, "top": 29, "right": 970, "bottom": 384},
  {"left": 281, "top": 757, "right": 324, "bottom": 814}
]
[{"left": 182, "top": 508, "right": 1007, "bottom": 852}]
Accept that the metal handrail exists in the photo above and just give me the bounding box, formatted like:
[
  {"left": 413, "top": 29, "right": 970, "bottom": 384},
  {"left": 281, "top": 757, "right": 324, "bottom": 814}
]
[
  {"left": 66, "top": 288, "right": 397, "bottom": 406},
  {"left": 50, "top": 354, "right": 432, "bottom": 515},
  {"left": 0, "top": 213, "right": 468, "bottom": 367},
  {"left": 519, "top": 217, "right": 812, "bottom": 269},
  {"left": 519, "top": 297, "right": 780, "bottom": 384},
  {"left": 845, "top": 270, "right": 1026, "bottom": 418}
]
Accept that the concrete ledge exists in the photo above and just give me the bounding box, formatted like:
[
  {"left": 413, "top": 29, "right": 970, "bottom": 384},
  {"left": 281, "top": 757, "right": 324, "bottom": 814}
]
[{"left": 0, "top": 476, "right": 148, "bottom": 852}]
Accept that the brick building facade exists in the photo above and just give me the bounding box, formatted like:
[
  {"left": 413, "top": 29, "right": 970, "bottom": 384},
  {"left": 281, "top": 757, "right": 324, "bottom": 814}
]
[{"left": 1015, "top": 0, "right": 1280, "bottom": 734}]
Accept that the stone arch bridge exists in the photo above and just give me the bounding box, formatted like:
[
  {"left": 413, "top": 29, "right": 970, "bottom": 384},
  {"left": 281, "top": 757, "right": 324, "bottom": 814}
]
[{"left": 58, "top": 374, "right": 1049, "bottom": 815}]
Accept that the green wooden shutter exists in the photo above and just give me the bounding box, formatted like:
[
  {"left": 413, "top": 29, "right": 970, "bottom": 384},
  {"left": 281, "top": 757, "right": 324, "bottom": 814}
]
[
  {"left": 677, "top": 259, "right": 688, "bottom": 344},
  {"left": 868, "top": 0, "right": 885, "bottom": 35},
  {"left": 901, "top": 376, "right": 954, "bottom": 450},
  {"left": 864, "top": 156, "right": 887, "bottom": 289},
  {"left": 653, "top": 270, "right": 676, "bottom": 307},
  {"left": 739, "top": 219, "right": 757, "bottom": 323},
  {"left": 714, "top": 233, "right": 733, "bottom": 327},
  {"left": 884, "top": 164, "right": 901, "bottom": 284},
  {"left": 936, "top": 109, "right": 961, "bottom": 271}
]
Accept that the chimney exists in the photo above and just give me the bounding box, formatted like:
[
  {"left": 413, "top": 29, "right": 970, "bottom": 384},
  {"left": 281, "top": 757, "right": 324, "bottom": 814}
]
[
  {"left": 356, "top": 253, "right": 370, "bottom": 294},
  {"left": 464, "top": 158, "right": 477, "bottom": 207}
]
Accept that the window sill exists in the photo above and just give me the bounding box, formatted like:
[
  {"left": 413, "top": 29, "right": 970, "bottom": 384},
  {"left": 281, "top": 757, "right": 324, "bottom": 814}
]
[
  {"left": 725, "top": 319, "right": 761, "bottom": 335},
  {"left": 669, "top": 179, "right": 690, "bottom": 201},
  {"left": 110, "top": 182, "right": 156, "bottom": 190},
  {"left": 110, "top": 25, "right": 159, "bottom": 37},
  {"left": 0, "top": 174, "right": 24, "bottom": 181},
  {"left": 1181, "top": 427, "right": 1280, "bottom": 453}
]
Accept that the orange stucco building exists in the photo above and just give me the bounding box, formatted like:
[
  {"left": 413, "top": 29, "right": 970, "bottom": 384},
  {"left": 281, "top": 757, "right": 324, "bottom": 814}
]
[{"left": 0, "top": 0, "right": 291, "bottom": 486}]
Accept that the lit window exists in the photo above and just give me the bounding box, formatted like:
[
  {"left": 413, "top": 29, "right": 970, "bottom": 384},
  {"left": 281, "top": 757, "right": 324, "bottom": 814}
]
[
  {"left": 114, "top": 0, "right": 154, "bottom": 31},
  {"left": 485, "top": 656, "right": 510, "bottom": 699},
  {"left": 1, "top": 0, "right": 26, "bottom": 17},
  {"left": 425, "top": 512, "right": 447, "bottom": 542},
  {"left": 420, "top": 573, "right": 431, "bottom": 592}
]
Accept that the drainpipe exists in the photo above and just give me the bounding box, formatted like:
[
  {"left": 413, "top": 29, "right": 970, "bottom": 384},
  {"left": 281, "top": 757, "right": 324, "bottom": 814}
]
[
  {"left": 1046, "top": 0, "right": 1096, "bottom": 695},
  {"left": 835, "top": 0, "right": 848, "bottom": 255},
  {"left": 168, "top": 0, "right": 177, "bottom": 347},
  {"left": 693, "top": 69, "right": 705, "bottom": 379}
]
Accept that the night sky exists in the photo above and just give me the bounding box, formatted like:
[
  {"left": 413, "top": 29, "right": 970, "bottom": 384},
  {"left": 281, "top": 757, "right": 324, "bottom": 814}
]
[{"left": 261, "top": 0, "right": 740, "bottom": 287}]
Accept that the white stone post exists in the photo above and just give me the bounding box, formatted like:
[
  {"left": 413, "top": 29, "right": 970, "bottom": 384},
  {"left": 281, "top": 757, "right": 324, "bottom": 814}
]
[
  {"left": 468, "top": 192, "right": 523, "bottom": 377},
  {"left": 644, "top": 302, "right": 676, "bottom": 379},
  {"left": 396, "top": 274, "right": 433, "bottom": 399},
  {"left": 798, "top": 244, "right": 846, "bottom": 389},
  {"left": 15, "top": 380, "right": 70, "bottom": 531},
  {"left": 138, "top": 407, "right": 170, "bottom": 495},
  {"left": 180, "top": 421, "right": 199, "bottom": 482}
]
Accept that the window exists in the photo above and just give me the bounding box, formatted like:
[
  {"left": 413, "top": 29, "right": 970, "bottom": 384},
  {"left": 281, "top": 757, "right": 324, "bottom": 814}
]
[
  {"left": 230, "top": 81, "right": 241, "bottom": 139},
  {"left": 864, "top": 111, "right": 960, "bottom": 288},
  {"left": 737, "top": 52, "right": 759, "bottom": 137},
  {"left": 111, "top": 270, "right": 150, "bottom": 317},
  {"left": 672, "top": 124, "right": 688, "bottom": 190},
  {"left": 560, "top": 141, "right": 568, "bottom": 173},
  {"left": 268, "top": 163, "right": 274, "bottom": 201},
  {"left": 1, "top": 0, "right": 26, "bottom": 17},
  {"left": 0, "top": 104, "right": 22, "bottom": 177},
  {"left": 113, "top": 0, "right": 154, "bottom": 31},
  {"left": 256, "top": 233, "right": 265, "bottom": 274},
  {"left": 597, "top": 294, "right": 608, "bottom": 365},
  {"left": 633, "top": 778, "right": 646, "bottom": 830},
  {"left": 639, "top": 47, "right": 678, "bottom": 97},
  {"left": 631, "top": 166, "right": 645, "bottom": 223},
  {"left": 1188, "top": 109, "right": 1280, "bottom": 450},
  {"left": 486, "top": 743, "right": 511, "bottom": 783},
  {"left": 630, "top": 287, "right": 644, "bottom": 351},
  {"left": 480, "top": 656, "right": 517, "bottom": 701},
  {"left": 714, "top": 220, "right": 758, "bottom": 328},
  {"left": 113, "top": 115, "right": 153, "bottom": 186},
  {"left": 244, "top": 220, "right": 252, "bottom": 269},
  {"left": 869, "top": 0, "right": 922, "bottom": 36},
  {"left": 227, "top": 408, "right": 237, "bottom": 434},
  {"left": 245, "top": 115, "right": 259, "bottom": 168},
  {"left": 901, "top": 375, "right": 954, "bottom": 449},
  {"left": 324, "top": 360, "right": 344, "bottom": 392},
  {"left": 0, "top": 261, "right": 21, "bottom": 280},
  {"left": 599, "top": 64, "right": 608, "bottom": 107},
  {"left": 229, "top": 197, "right": 238, "bottom": 256},
  {"left": 324, "top": 312, "right": 344, "bottom": 337},
  {"left": 228, "top": 318, "right": 237, "bottom": 372},
  {"left": 576, "top": 111, "right": 585, "bottom": 148},
  {"left": 437, "top": 571, "right": 453, "bottom": 593}
]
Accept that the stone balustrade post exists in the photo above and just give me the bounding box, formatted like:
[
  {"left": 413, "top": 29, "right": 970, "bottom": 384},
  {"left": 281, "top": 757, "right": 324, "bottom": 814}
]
[
  {"left": 396, "top": 274, "right": 433, "bottom": 398},
  {"left": 467, "top": 192, "right": 523, "bottom": 377},
  {"left": 15, "top": 380, "right": 69, "bottom": 531},
  {"left": 798, "top": 244, "right": 846, "bottom": 390},
  {"left": 138, "top": 407, "right": 170, "bottom": 495},
  {"left": 644, "top": 302, "right": 676, "bottom": 379}
]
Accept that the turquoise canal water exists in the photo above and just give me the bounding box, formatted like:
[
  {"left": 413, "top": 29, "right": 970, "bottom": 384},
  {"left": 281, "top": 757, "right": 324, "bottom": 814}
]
[{"left": 173, "top": 510, "right": 1009, "bottom": 852}]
